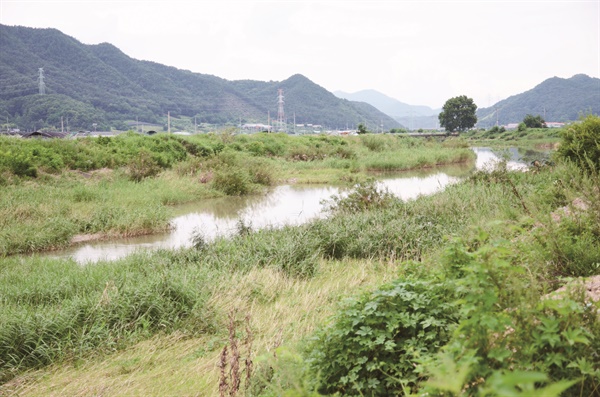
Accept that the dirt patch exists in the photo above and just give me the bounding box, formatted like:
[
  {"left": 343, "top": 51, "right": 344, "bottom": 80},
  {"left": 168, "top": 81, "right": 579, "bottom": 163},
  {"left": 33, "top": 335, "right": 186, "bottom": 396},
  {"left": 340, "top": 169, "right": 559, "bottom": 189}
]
[
  {"left": 70, "top": 233, "right": 106, "bottom": 244},
  {"left": 547, "top": 275, "right": 600, "bottom": 303},
  {"left": 535, "top": 142, "right": 560, "bottom": 150},
  {"left": 69, "top": 226, "right": 173, "bottom": 246},
  {"left": 551, "top": 198, "right": 589, "bottom": 223}
]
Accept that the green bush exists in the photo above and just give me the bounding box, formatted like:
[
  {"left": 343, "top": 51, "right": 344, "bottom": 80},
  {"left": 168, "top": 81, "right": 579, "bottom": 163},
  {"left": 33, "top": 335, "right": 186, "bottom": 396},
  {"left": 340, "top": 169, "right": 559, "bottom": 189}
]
[
  {"left": 247, "top": 159, "right": 275, "bottom": 186},
  {"left": 212, "top": 167, "right": 251, "bottom": 195},
  {"left": 306, "top": 279, "right": 459, "bottom": 396},
  {"left": 424, "top": 237, "right": 600, "bottom": 396},
  {"left": 555, "top": 114, "right": 600, "bottom": 174},
  {"left": 126, "top": 149, "right": 162, "bottom": 181},
  {"left": 2, "top": 151, "right": 38, "bottom": 177},
  {"left": 360, "top": 135, "right": 386, "bottom": 152},
  {"left": 323, "top": 181, "right": 396, "bottom": 213}
]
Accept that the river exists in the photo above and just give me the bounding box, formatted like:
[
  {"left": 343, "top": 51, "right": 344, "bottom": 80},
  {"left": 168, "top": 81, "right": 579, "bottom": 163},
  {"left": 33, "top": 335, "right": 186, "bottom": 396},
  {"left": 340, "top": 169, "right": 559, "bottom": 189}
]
[{"left": 45, "top": 147, "right": 534, "bottom": 263}]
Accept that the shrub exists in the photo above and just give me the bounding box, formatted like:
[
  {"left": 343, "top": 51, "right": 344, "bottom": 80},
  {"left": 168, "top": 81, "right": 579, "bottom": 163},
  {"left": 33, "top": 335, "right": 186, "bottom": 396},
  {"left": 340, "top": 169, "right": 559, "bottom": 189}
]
[
  {"left": 126, "top": 149, "right": 162, "bottom": 181},
  {"left": 323, "top": 181, "right": 396, "bottom": 214},
  {"left": 360, "top": 135, "right": 386, "bottom": 152},
  {"left": 247, "top": 159, "right": 275, "bottom": 186},
  {"left": 424, "top": 237, "right": 600, "bottom": 396},
  {"left": 4, "top": 152, "right": 38, "bottom": 178},
  {"left": 306, "top": 279, "right": 459, "bottom": 396},
  {"left": 212, "top": 168, "right": 251, "bottom": 195},
  {"left": 555, "top": 114, "right": 600, "bottom": 174}
]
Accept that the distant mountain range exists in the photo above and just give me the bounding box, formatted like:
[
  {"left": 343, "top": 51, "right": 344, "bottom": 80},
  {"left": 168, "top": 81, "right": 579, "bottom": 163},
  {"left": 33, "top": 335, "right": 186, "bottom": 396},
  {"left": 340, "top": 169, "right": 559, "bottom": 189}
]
[
  {"left": 336, "top": 75, "right": 599, "bottom": 130},
  {"left": 0, "top": 24, "right": 401, "bottom": 132},
  {"left": 1, "top": 25, "right": 596, "bottom": 133},
  {"left": 334, "top": 89, "right": 440, "bottom": 130}
]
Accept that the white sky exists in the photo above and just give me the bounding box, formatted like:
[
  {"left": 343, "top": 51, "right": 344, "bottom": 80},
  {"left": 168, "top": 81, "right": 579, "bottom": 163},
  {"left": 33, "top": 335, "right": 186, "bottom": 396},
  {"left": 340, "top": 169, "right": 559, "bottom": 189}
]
[{"left": 1, "top": 0, "right": 599, "bottom": 109}]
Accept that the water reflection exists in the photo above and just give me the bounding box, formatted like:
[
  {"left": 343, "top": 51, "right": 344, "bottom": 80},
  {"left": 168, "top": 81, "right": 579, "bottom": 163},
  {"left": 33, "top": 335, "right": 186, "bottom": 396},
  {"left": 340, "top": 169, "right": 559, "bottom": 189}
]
[
  {"left": 472, "top": 147, "right": 529, "bottom": 171},
  {"left": 45, "top": 147, "right": 534, "bottom": 263}
]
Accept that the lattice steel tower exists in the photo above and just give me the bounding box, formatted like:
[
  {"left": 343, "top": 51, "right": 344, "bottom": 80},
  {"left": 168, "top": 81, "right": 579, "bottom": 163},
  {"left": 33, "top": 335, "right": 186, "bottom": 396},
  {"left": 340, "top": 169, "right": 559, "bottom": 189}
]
[
  {"left": 38, "top": 68, "right": 46, "bottom": 95},
  {"left": 277, "top": 89, "right": 285, "bottom": 132}
]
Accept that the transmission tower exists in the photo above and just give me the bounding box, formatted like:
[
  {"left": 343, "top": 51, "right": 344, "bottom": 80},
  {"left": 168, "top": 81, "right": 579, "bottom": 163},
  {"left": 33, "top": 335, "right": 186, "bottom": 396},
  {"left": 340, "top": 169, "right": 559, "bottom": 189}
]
[
  {"left": 38, "top": 68, "right": 46, "bottom": 95},
  {"left": 277, "top": 89, "right": 285, "bottom": 132}
]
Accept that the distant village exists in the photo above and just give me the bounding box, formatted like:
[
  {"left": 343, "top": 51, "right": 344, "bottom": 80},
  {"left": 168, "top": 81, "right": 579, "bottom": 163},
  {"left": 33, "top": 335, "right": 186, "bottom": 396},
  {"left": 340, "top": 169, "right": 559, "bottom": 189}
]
[{"left": 1, "top": 119, "right": 566, "bottom": 139}]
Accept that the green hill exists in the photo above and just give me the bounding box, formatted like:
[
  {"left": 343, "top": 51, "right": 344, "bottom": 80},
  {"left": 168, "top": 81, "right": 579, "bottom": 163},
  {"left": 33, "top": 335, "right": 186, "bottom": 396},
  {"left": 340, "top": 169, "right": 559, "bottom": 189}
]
[
  {"left": 477, "top": 74, "right": 600, "bottom": 127},
  {"left": 0, "top": 25, "right": 400, "bottom": 132}
]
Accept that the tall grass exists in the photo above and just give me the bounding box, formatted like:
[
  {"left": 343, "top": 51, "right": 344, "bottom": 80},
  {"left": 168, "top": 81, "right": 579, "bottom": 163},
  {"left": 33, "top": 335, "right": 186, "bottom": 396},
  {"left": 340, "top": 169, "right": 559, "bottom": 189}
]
[
  {"left": 3, "top": 153, "right": 600, "bottom": 394},
  {"left": 0, "top": 157, "right": 556, "bottom": 382},
  {"left": 1, "top": 134, "right": 473, "bottom": 255}
]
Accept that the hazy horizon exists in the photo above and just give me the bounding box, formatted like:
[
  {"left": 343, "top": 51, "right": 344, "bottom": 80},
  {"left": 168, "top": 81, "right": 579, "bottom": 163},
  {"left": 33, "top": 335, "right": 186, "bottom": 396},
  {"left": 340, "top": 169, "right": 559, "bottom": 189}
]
[{"left": 2, "top": 0, "right": 598, "bottom": 109}]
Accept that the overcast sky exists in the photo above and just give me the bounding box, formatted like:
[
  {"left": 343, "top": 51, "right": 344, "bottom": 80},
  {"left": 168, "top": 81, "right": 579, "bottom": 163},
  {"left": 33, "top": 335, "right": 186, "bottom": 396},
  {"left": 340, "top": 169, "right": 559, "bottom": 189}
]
[{"left": 1, "top": 0, "right": 599, "bottom": 109}]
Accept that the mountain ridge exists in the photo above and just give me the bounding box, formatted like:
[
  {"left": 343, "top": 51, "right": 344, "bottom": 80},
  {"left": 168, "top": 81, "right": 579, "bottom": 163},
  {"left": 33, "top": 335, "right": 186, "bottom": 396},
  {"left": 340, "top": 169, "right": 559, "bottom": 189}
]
[
  {"left": 336, "top": 75, "right": 599, "bottom": 130},
  {"left": 476, "top": 74, "right": 600, "bottom": 127},
  {"left": 0, "top": 24, "right": 401, "bottom": 131}
]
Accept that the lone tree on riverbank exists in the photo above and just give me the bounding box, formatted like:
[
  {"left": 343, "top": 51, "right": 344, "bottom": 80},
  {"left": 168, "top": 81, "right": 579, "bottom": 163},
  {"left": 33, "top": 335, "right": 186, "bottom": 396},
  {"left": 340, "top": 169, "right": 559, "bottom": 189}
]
[{"left": 438, "top": 95, "right": 478, "bottom": 133}]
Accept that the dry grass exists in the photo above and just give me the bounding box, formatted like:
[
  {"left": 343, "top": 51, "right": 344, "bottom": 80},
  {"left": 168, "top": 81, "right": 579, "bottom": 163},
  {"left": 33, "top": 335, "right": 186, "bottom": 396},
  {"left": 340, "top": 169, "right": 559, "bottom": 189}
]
[{"left": 4, "top": 258, "right": 401, "bottom": 396}]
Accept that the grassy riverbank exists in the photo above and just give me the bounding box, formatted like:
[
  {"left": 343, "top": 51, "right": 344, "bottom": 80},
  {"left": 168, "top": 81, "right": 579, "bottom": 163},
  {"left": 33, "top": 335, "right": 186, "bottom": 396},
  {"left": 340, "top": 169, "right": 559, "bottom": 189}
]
[
  {"left": 0, "top": 133, "right": 474, "bottom": 256},
  {"left": 2, "top": 158, "right": 599, "bottom": 396},
  {"left": 463, "top": 126, "right": 561, "bottom": 150},
  {"left": 2, "top": 117, "right": 598, "bottom": 396}
]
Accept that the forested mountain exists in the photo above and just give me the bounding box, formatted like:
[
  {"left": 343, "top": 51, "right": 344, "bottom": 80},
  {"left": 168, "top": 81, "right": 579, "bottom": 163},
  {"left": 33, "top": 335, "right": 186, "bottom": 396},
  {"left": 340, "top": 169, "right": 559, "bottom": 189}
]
[
  {"left": 335, "top": 75, "right": 600, "bottom": 131},
  {"left": 0, "top": 25, "right": 400, "bottom": 132},
  {"left": 477, "top": 74, "right": 600, "bottom": 127}
]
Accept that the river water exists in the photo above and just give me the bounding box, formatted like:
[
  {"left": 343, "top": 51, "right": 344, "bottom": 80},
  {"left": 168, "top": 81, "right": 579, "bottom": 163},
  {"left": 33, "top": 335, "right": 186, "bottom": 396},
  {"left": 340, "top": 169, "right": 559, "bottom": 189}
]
[{"left": 46, "top": 147, "right": 533, "bottom": 263}]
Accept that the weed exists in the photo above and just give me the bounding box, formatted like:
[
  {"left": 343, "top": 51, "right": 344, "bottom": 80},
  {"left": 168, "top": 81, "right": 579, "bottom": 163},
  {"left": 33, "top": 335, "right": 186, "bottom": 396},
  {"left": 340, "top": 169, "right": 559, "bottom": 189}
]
[
  {"left": 218, "top": 311, "right": 254, "bottom": 397},
  {"left": 322, "top": 180, "right": 397, "bottom": 213},
  {"left": 306, "top": 279, "right": 459, "bottom": 396}
]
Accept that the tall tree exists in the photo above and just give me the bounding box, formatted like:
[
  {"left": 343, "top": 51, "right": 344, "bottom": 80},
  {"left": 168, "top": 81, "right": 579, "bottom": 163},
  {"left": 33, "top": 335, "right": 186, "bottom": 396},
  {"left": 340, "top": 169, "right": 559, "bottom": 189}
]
[{"left": 438, "top": 95, "right": 478, "bottom": 133}]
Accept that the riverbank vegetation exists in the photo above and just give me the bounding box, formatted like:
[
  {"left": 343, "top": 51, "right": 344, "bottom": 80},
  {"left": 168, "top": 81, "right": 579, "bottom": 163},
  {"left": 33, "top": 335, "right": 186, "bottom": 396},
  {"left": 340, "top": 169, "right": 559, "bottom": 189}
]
[
  {"left": 0, "top": 133, "right": 473, "bottom": 256},
  {"left": 463, "top": 125, "right": 561, "bottom": 149},
  {"left": 1, "top": 116, "right": 598, "bottom": 396}
]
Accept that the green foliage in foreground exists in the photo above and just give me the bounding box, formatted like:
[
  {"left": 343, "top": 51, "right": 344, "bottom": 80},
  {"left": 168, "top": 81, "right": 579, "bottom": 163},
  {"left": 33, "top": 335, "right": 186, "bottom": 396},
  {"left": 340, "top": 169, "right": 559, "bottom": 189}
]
[
  {"left": 556, "top": 114, "right": 600, "bottom": 174},
  {"left": 299, "top": 120, "right": 600, "bottom": 396},
  {"left": 1, "top": 151, "right": 600, "bottom": 394},
  {"left": 0, "top": 252, "right": 214, "bottom": 383},
  {"left": 306, "top": 280, "right": 459, "bottom": 395},
  {"left": 5, "top": 126, "right": 600, "bottom": 393},
  {"left": 0, "top": 160, "right": 506, "bottom": 381},
  {"left": 306, "top": 231, "right": 599, "bottom": 396}
]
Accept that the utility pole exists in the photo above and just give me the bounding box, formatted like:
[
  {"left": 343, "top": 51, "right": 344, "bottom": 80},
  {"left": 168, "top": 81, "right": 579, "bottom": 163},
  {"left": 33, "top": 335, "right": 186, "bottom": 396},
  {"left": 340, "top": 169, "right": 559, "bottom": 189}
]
[
  {"left": 194, "top": 116, "right": 197, "bottom": 134},
  {"left": 38, "top": 68, "right": 46, "bottom": 95},
  {"left": 61, "top": 117, "right": 64, "bottom": 133},
  {"left": 168, "top": 111, "right": 171, "bottom": 133}
]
